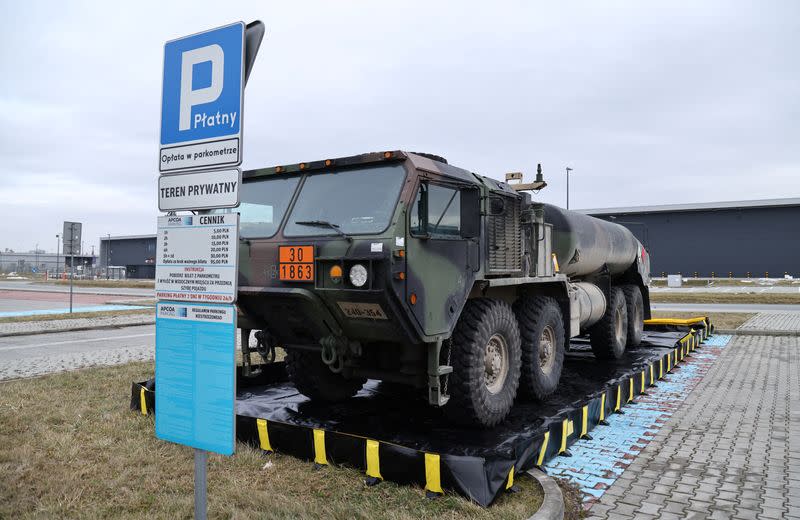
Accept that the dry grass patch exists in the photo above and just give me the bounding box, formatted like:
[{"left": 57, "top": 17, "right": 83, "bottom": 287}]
[
  {"left": 0, "top": 362, "right": 544, "bottom": 519},
  {"left": 0, "top": 309, "right": 152, "bottom": 324},
  {"left": 650, "top": 311, "right": 755, "bottom": 330}
]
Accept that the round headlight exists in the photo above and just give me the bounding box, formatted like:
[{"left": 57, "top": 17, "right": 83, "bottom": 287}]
[{"left": 349, "top": 264, "right": 368, "bottom": 287}]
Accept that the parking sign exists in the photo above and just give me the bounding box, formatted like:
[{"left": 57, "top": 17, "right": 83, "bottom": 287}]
[{"left": 160, "top": 22, "right": 245, "bottom": 173}]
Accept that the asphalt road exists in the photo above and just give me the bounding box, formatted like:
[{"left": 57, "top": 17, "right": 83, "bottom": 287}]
[
  {"left": 652, "top": 302, "right": 800, "bottom": 313},
  {"left": 0, "top": 281, "right": 153, "bottom": 297},
  {"left": 0, "top": 324, "right": 155, "bottom": 380}
]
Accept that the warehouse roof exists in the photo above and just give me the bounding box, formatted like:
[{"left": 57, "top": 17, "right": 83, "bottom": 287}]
[
  {"left": 578, "top": 197, "right": 800, "bottom": 216},
  {"left": 100, "top": 234, "right": 156, "bottom": 241}
]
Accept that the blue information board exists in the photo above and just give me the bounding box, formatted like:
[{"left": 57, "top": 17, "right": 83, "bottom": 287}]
[{"left": 155, "top": 301, "right": 236, "bottom": 455}]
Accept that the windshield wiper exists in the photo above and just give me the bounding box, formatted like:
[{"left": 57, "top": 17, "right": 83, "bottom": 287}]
[{"left": 294, "top": 220, "right": 352, "bottom": 242}]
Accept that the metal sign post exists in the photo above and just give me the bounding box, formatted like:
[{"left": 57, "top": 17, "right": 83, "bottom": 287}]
[
  {"left": 69, "top": 252, "right": 74, "bottom": 312},
  {"left": 194, "top": 449, "right": 208, "bottom": 520},
  {"left": 62, "top": 221, "right": 82, "bottom": 314}
]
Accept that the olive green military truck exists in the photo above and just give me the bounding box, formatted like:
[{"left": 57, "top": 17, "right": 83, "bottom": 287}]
[{"left": 228, "top": 151, "right": 651, "bottom": 428}]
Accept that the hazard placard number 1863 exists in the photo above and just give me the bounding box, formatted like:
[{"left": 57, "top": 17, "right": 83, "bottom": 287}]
[{"left": 280, "top": 263, "right": 313, "bottom": 281}]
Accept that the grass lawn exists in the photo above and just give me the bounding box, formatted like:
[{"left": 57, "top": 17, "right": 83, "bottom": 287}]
[
  {"left": 0, "top": 362, "right": 555, "bottom": 519},
  {"left": 0, "top": 309, "right": 152, "bottom": 324},
  {"left": 649, "top": 292, "right": 800, "bottom": 305},
  {"left": 650, "top": 311, "right": 755, "bottom": 330}
]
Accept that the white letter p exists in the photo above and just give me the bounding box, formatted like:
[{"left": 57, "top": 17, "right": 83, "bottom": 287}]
[{"left": 179, "top": 44, "right": 224, "bottom": 131}]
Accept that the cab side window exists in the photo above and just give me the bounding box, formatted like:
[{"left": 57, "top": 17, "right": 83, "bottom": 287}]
[{"left": 410, "top": 183, "right": 461, "bottom": 238}]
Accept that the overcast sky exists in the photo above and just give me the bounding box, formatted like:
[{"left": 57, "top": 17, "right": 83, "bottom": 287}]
[{"left": 1, "top": 1, "right": 797, "bottom": 253}]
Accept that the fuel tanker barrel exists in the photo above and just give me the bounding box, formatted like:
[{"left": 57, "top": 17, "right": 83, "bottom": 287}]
[{"left": 542, "top": 203, "right": 640, "bottom": 277}]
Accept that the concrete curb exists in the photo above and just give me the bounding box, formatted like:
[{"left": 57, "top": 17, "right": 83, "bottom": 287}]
[
  {"left": 526, "top": 468, "right": 564, "bottom": 520},
  {"left": 717, "top": 328, "right": 800, "bottom": 337},
  {"left": 0, "top": 319, "right": 155, "bottom": 338}
]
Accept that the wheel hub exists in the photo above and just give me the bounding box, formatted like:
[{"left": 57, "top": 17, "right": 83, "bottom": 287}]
[
  {"left": 615, "top": 307, "right": 625, "bottom": 344},
  {"left": 484, "top": 333, "right": 509, "bottom": 394},
  {"left": 539, "top": 325, "right": 556, "bottom": 375}
]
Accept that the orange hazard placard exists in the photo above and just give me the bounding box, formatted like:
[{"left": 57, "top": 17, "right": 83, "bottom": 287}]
[{"left": 279, "top": 246, "right": 314, "bottom": 282}]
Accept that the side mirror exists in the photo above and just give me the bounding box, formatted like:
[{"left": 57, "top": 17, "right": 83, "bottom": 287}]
[{"left": 460, "top": 188, "right": 481, "bottom": 239}]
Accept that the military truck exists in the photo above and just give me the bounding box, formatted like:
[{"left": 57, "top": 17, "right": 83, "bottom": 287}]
[{"left": 228, "top": 151, "right": 651, "bottom": 428}]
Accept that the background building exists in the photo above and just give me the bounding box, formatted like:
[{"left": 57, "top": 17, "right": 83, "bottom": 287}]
[
  {"left": 582, "top": 197, "right": 800, "bottom": 278},
  {"left": 98, "top": 235, "right": 157, "bottom": 279},
  {"left": 0, "top": 251, "right": 95, "bottom": 276},
  {"left": 85, "top": 197, "right": 800, "bottom": 281}
]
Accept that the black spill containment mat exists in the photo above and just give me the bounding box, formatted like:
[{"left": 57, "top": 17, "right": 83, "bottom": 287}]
[{"left": 132, "top": 318, "right": 712, "bottom": 506}]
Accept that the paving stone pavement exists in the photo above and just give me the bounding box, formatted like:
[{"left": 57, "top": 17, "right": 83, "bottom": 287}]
[
  {"left": 544, "top": 335, "right": 731, "bottom": 500},
  {"left": 739, "top": 312, "right": 800, "bottom": 332},
  {"left": 585, "top": 335, "right": 800, "bottom": 519}
]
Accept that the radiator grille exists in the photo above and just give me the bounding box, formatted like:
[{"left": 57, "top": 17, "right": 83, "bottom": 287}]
[{"left": 487, "top": 197, "right": 522, "bottom": 273}]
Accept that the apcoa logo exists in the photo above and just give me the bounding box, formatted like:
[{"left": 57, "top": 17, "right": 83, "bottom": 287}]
[{"left": 159, "top": 305, "right": 188, "bottom": 318}]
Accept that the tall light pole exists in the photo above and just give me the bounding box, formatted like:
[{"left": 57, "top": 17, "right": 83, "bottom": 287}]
[
  {"left": 565, "top": 167, "right": 573, "bottom": 209},
  {"left": 106, "top": 233, "right": 111, "bottom": 280},
  {"left": 56, "top": 234, "right": 60, "bottom": 278}
]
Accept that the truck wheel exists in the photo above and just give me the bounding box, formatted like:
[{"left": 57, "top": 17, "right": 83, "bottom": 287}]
[
  {"left": 589, "top": 287, "right": 628, "bottom": 359},
  {"left": 445, "top": 299, "right": 521, "bottom": 428},
  {"left": 285, "top": 349, "right": 365, "bottom": 402},
  {"left": 622, "top": 285, "right": 644, "bottom": 347},
  {"left": 513, "top": 296, "right": 565, "bottom": 400}
]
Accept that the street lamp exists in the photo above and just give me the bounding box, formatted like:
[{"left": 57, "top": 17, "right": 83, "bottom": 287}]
[
  {"left": 565, "top": 167, "right": 573, "bottom": 209},
  {"left": 56, "top": 234, "right": 60, "bottom": 278},
  {"left": 106, "top": 233, "right": 111, "bottom": 280}
]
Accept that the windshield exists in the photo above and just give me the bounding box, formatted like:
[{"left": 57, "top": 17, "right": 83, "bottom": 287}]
[
  {"left": 283, "top": 164, "right": 406, "bottom": 237},
  {"left": 215, "top": 176, "right": 300, "bottom": 238}
]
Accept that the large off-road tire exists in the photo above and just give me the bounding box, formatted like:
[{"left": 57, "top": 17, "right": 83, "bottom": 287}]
[
  {"left": 285, "top": 349, "right": 365, "bottom": 402},
  {"left": 513, "top": 296, "right": 565, "bottom": 400},
  {"left": 589, "top": 287, "right": 628, "bottom": 359},
  {"left": 622, "top": 284, "right": 644, "bottom": 348},
  {"left": 444, "top": 298, "right": 522, "bottom": 428}
]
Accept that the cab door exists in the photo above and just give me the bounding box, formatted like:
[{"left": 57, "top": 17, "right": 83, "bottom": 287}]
[{"left": 405, "top": 180, "right": 480, "bottom": 337}]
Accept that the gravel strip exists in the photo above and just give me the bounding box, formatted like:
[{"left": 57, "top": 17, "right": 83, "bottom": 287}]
[
  {"left": 0, "top": 344, "right": 154, "bottom": 381},
  {"left": 0, "top": 313, "right": 154, "bottom": 337}
]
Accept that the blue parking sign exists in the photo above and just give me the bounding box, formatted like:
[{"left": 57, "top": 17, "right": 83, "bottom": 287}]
[{"left": 160, "top": 22, "right": 244, "bottom": 173}]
